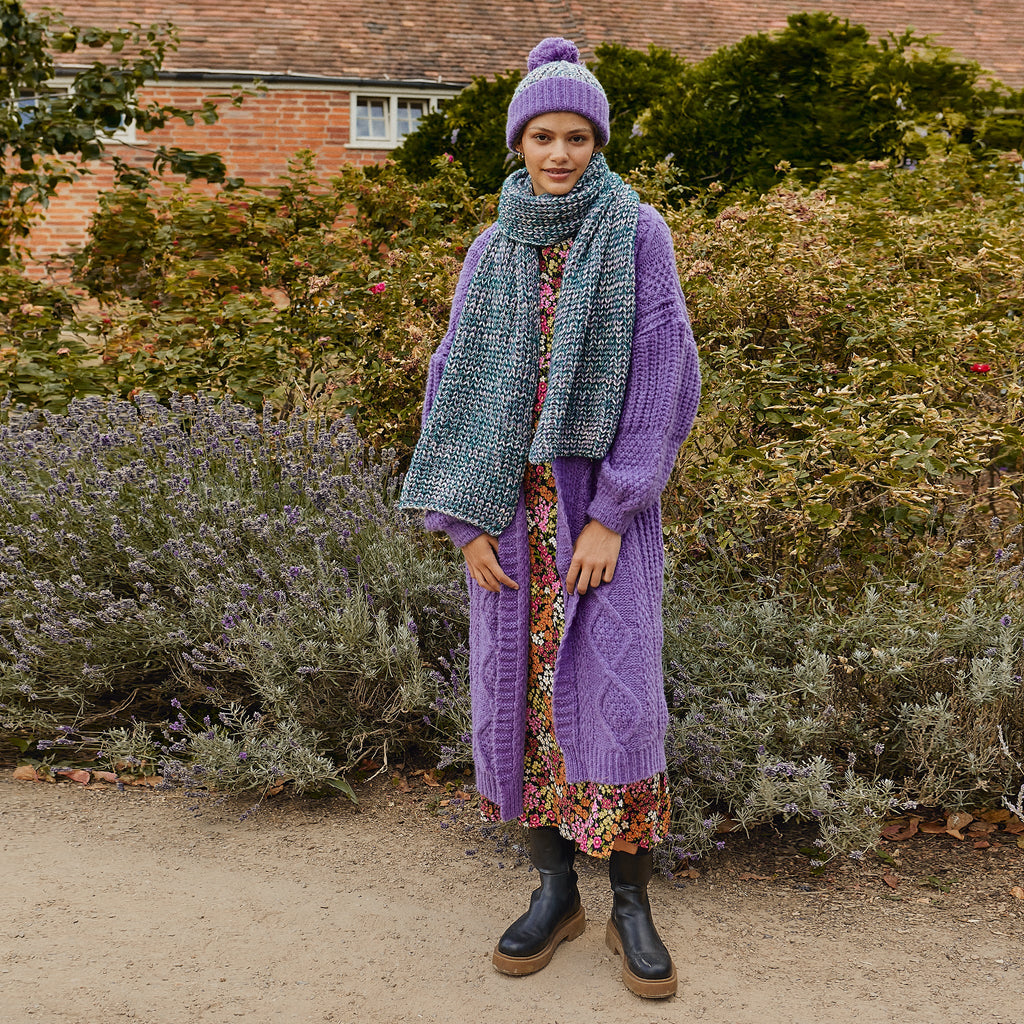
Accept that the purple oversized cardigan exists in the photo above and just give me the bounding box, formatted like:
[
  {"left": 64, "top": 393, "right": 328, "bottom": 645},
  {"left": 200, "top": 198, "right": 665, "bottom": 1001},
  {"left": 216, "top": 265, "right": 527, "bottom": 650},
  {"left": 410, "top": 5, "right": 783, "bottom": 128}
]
[{"left": 421, "top": 203, "right": 701, "bottom": 820}]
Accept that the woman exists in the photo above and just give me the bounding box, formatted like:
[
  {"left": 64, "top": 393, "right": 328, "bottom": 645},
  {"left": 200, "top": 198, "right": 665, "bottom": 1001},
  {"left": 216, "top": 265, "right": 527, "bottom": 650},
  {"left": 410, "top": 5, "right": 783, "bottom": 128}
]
[{"left": 401, "top": 37, "right": 701, "bottom": 999}]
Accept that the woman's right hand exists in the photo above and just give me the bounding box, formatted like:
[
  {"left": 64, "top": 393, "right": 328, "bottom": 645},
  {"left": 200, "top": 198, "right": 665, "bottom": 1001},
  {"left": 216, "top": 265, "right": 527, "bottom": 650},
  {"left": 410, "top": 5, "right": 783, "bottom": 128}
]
[{"left": 462, "top": 534, "right": 519, "bottom": 592}]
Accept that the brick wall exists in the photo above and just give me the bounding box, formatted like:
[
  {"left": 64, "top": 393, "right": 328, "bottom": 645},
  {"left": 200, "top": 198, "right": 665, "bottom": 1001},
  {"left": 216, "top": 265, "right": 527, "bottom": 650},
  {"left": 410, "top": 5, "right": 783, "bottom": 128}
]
[{"left": 27, "top": 81, "right": 392, "bottom": 261}]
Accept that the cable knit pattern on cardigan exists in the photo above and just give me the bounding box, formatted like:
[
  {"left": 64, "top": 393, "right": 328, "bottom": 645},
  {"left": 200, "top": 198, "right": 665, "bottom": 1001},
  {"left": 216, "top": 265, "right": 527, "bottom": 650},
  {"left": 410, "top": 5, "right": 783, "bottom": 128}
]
[{"left": 420, "top": 203, "right": 701, "bottom": 821}]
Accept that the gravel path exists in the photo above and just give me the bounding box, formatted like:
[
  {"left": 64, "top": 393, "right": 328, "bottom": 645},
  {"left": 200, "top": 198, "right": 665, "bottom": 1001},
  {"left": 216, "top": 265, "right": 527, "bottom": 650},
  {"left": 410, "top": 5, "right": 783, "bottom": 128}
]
[{"left": 2, "top": 777, "right": 1022, "bottom": 1023}]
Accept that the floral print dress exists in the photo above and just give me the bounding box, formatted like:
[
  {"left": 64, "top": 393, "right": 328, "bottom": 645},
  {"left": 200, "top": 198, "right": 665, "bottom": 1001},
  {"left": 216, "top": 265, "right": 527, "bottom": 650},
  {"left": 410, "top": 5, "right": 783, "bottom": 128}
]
[{"left": 480, "top": 239, "right": 671, "bottom": 858}]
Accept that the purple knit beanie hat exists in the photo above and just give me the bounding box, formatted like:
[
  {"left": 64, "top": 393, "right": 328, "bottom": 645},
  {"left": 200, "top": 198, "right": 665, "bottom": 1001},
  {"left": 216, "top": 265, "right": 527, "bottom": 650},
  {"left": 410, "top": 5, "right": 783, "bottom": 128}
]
[{"left": 505, "top": 37, "right": 610, "bottom": 151}]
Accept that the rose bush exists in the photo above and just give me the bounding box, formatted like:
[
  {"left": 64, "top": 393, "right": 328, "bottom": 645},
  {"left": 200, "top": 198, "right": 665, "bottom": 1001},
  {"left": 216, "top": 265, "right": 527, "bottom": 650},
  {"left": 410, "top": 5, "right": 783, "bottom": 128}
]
[{"left": 654, "top": 143, "right": 1024, "bottom": 579}]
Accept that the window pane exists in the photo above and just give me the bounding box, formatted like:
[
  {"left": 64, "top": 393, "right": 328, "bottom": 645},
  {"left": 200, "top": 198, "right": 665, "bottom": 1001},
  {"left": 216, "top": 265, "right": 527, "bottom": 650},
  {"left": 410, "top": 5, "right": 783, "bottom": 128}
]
[
  {"left": 396, "top": 99, "right": 426, "bottom": 140},
  {"left": 18, "top": 92, "right": 40, "bottom": 127},
  {"left": 356, "top": 97, "right": 388, "bottom": 139}
]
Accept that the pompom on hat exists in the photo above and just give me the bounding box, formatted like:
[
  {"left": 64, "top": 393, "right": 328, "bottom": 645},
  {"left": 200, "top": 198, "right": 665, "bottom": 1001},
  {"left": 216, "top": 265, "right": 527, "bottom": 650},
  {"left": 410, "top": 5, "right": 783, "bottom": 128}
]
[{"left": 505, "top": 37, "right": 610, "bottom": 151}]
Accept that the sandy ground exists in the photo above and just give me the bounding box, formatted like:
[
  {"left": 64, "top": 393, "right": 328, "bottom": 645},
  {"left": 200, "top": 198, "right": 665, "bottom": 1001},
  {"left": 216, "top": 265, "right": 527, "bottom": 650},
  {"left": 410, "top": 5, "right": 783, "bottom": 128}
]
[{"left": 2, "top": 775, "right": 1022, "bottom": 1024}]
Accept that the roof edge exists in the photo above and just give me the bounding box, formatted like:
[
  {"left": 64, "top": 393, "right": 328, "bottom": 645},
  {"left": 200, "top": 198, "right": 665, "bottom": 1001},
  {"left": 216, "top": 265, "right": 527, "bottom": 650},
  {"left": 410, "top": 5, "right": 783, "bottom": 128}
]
[{"left": 51, "top": 65, "right": 469, "bottom": 89}]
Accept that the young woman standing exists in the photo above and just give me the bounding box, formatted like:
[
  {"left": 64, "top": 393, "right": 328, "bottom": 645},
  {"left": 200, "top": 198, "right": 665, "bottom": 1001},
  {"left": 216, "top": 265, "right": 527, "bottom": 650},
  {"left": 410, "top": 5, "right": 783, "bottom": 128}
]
[{"left": 401, "top": 37, "right": 701, "bottom": 999}]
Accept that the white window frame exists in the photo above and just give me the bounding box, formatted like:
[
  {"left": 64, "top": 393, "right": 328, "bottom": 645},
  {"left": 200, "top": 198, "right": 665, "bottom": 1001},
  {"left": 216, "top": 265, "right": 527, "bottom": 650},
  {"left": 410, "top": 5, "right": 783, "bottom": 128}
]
[
  {"left": 18, "top": 83, "right": 136, "bottom": 145},
  {"left": 349, "top": 90, "right": 449, "bottom": 149}
]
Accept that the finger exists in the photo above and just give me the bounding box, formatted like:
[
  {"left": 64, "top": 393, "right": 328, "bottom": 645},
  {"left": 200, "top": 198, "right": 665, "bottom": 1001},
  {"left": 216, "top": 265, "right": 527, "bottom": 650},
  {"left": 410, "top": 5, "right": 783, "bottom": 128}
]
[
  {"left": 565, "top": 560, "right": 580, "bottom": 596},
  {"left": 494, "top": 567, "right": 519, "bottom": 590},
  {"left": 481, "top": 549, "right": 518, "bottom": 591},
  {"left": 482, "top": 561, "right": 503, "bottom": 592},
  {"left": 470, "top": 564, "right": 498, "bottom": 593},
  {"left": 601, "top": 562, "right": 615, "bottom": 584},
  {"left": 576, "top": 564, "right": 593, "bottom": 595}
]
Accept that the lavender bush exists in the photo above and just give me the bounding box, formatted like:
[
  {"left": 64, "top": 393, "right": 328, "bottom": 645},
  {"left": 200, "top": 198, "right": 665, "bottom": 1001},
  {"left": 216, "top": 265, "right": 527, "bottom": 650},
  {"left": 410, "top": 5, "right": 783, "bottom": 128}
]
[
  {"left": 660, "top": 536, "right": 1024, "bottom": 861},
  {"left": 0, "top": 392, "right": 469, "bottom": 791}
]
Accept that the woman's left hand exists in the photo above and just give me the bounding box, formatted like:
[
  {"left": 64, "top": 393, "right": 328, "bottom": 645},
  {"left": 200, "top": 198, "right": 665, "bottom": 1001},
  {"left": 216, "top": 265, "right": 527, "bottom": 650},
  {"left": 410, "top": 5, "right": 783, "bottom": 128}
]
[{"left": 566, "top": 519, "right": 622, "bottom": 595}]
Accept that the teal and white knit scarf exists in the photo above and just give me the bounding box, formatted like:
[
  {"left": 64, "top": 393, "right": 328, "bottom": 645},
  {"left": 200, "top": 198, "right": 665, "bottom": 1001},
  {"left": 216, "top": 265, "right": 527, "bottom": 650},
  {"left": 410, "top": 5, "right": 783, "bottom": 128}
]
[{"left": 401, "top": 153, "right": 639, "bottom": 536}]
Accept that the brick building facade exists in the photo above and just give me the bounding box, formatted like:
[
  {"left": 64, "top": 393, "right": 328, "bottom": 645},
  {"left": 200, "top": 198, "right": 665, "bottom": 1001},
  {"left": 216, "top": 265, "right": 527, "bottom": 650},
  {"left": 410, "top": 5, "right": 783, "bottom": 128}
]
[
  {"left": 19, "top": 0, "right": 1024, "bottom": 258},
  {"left": 25, "top": 81, "right": 411, "bottom": 257}
]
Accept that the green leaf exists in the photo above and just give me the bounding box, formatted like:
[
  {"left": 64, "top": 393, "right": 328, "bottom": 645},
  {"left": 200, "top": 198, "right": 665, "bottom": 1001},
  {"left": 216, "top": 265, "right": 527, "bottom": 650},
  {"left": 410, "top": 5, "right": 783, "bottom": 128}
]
[{"left": 324, "top": 776, "right": 358, "bottom": 803}]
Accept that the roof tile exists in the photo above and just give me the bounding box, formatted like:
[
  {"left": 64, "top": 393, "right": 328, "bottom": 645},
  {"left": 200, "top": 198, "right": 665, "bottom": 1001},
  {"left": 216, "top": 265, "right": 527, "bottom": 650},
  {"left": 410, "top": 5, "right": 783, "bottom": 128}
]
[{"left": 20, "top": 1, "right": 1024, "bottom": 87}]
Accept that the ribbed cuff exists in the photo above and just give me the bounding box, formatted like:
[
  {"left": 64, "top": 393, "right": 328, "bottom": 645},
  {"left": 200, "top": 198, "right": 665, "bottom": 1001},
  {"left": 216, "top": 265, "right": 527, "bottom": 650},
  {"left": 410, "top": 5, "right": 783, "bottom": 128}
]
[
  {"left": 423, "top": 511, "right": 484, "bottom": 549},
  {"left": 585, "top": 491, "right": 639, "bottom": 538}
]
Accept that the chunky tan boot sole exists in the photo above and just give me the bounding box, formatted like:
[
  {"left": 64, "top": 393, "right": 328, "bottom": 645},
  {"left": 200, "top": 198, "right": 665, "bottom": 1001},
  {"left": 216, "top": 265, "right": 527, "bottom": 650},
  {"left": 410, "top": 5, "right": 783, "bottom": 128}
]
[
  {"left": 605, "top": 918, "right": 678, "bottom": 998},
  {"left": 492, "top": 904, "right": 586, "bottom": 976}
]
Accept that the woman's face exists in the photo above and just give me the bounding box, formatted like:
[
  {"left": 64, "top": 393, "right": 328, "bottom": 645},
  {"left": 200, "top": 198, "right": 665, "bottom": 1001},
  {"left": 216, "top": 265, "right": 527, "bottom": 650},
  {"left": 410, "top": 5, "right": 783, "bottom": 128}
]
[{"left": 518, "top": 112, "right": 597, "bottom": 196}]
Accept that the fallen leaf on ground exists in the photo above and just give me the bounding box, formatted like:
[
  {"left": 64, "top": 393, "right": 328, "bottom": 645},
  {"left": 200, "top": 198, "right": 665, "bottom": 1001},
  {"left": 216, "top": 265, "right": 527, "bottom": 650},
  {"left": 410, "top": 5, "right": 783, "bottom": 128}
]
[
  {"left": 716, "top": 814, "right": 739, "bottom": 833},
  {"left": 55, "top": 769, "right": 90, "bottom": 785},
  {"left": 392, "top": 774, "right": 411, "bottom": 794},
  {"left": 737, "top": 872, "right": 771, "bottom": 881},
  {"left": 882, "top": 873, "right": 900, "bottom": 889},
  {"left": 125, "top": 775, "right": 163, "bottom": 787},
  {"left": 1004, "top": 816, "right": 1024, "bottom": 835},
  {"left": 919, "top": 820, "right": 948, "bottom": 834},
  {"left": 966, "top": 821, "right": 997, "bottom": 835},
  {"left": 945, "top": 810, "right": 973, "bottom": 839},
  {"left": 1010, "top": 887, "right": 1024, "bottom": 900},
  {"left": 977, "top": 809, "right": 1011, "bottom": 823},
  {"left": 421, "top": 771, "right": 441, "bottom": 788},
  {"left": 453, "top": 790, "right": 472, "bottom": 801},
  {"left": 92, "top": 771, "right": 119, "bottom": 784},
  {"left": 972, "top": 840, "right": 991, "bottom": 850},
  {"left": 882, "top": 816, "right": 921, "bottom": 841},
  {"left": 675, "top": 868, "right": 700, "bottom": 880},
  {"left": 12, "top": 765, "right": 39, "bottom": 782}
]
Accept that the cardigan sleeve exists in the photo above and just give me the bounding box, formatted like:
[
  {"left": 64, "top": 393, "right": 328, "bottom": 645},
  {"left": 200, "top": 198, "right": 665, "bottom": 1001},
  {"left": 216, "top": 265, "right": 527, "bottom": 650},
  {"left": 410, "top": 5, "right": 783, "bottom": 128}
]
[
  {"left": 585, "top": 205, "right": 701, "bottom": 537},
  {"left": 418, "top": 227, "right": 496, "bottom": 548}
]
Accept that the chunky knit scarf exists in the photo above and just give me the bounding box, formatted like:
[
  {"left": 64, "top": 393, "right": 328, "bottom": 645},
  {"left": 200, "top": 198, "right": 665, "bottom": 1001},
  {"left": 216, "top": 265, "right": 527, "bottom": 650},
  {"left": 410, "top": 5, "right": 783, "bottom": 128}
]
[{"left": 401, "top": 154, "right": 639, "bottom": 536}]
